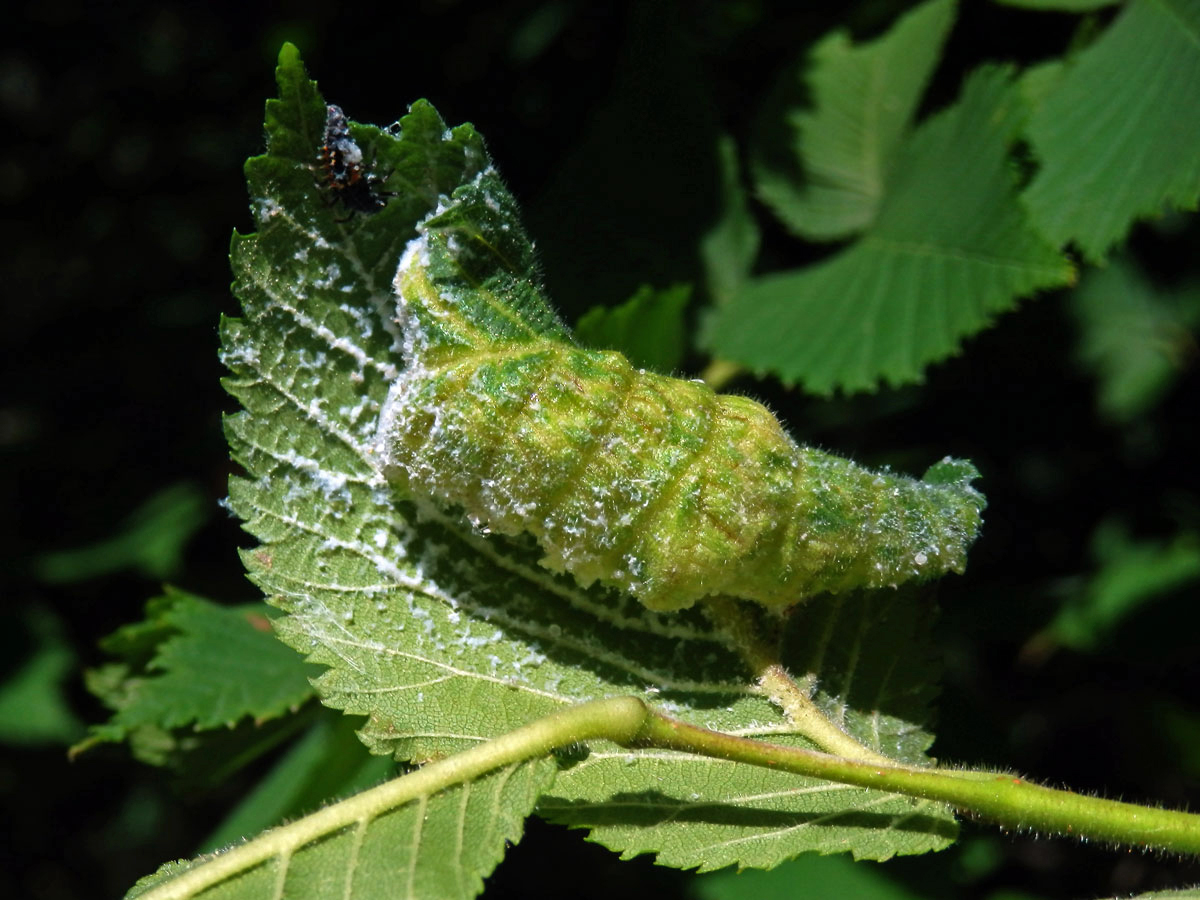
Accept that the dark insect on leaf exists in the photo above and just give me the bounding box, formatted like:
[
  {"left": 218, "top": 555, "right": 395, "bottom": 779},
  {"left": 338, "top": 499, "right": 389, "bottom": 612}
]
[{"left": 319, "top": 104, "right": 392, "bottom": 215}]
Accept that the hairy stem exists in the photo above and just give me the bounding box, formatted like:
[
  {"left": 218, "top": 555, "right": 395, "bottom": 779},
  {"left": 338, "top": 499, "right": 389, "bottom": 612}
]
[
  {"left": 631, "top": 707, "right": 1200, "bottom": 856},
  {"left": 135, "top": 698, "right": 649, "bottom": 900},
  {"left": 139, "top": 696, "right": 1200, "bottom": 897},
  {"left": 705, "top": 597, "right": 891, "bottom": 764}
]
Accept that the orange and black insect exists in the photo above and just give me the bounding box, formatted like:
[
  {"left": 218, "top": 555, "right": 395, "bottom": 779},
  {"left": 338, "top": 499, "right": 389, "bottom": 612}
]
[{"left": 319, "top": 104, "right": 392, "bottom": 215}]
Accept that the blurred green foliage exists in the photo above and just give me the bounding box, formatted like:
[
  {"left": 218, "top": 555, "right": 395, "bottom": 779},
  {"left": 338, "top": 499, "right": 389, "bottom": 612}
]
[
  {"left": 693, "top": 853, "right": 926, "bottom": 900},
  {"left": 0, "top": 607, "right": 83, "bottom": 745},
  {"left": 1037, "top": 521, "right": 1200, "bottom": 653},
  {"left": 1071, "top": 257, "right": 1200, "bottom": 423},
  {"left": 575, "top": 283, "right": 691, "bottom": 373},
  {"left": 33, "top": 483, "right": 208, "bottom": 583},
  {"left": 75, "top": 588, "right": 317, "bottom": 765}
]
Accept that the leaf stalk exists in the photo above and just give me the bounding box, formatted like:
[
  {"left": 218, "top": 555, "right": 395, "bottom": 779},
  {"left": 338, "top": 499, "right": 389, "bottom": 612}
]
[
  {"left": 134, "top": 698, "right": 649, "bottom": 900},
  {"left": 630, "top": 707, "right": 1200, "bottom": 856},
  {"left": 137, "top": 697, "right": 1200, "bottom": 898}
]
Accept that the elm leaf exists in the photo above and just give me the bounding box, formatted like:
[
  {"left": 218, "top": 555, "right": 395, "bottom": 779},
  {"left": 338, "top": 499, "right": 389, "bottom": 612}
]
[
  {"left": 77, "top": 586, "right": 316, "bottom": 761},
  {"left": 1022, "top": 0, "right": 1200, "bottom": 261},
  {"left": 754, "top": 0, "right": 957, "bottom": 241},
  {"left": 216, "top": 44, "right": 965, "bottom": 891},
  {"left": 707, "top": 66, "right": 1073, "bottom": 394}
]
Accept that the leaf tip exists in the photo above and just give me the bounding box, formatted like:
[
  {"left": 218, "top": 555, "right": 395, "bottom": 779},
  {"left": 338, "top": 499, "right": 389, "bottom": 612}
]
[{"left": 276, "top": 41, "right": 302, "bottom": 70}]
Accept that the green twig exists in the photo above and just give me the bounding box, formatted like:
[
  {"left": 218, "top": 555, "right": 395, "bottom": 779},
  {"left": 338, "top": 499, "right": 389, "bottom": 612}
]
[
  {"left": 630, "top": 706, "right": 1200, "bottom": 855},
  {"left": 138, "top": 696, "right": 1200, "bottom": 898},
  {"left": 136, "top": 698, "right": 649, "bottom": 900},
  {"left": 704, "top": 597, "right": 891, "bottom": 764}
]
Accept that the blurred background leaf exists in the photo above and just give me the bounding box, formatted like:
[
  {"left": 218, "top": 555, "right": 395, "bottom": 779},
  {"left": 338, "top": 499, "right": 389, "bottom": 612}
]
[
  {"left": 706, "top": 65, "right": 1073, "bottom": 393},
  {"left": 33, "top": 483, "right": 209, "bottom": 583},
  {"left": 1020, "top": 0, "right": 1200, "bottom": 262},
  {"left": 0, "top": 606, "right": 83, "bottom": 745},
  {"left": 752, "top": 0, "right": 956, "bottom": 241},
  {"left": 1070, "top": 256, "right": 1200, "bottom": 423},
  {"left": 995, "top": 1, "right": 1117, "bottom": 11},
  {"left": 1033, "top": 521, "right": 1200, "bottom": 654},
  {"left": 575, "top": 283, "right": 691, "bottom": 373},
  {"left": 700, "top": 135, "right": 761, "bottom": 309},
  {"left": 691, "top": 852, "right": 925, "bottom": 900}
]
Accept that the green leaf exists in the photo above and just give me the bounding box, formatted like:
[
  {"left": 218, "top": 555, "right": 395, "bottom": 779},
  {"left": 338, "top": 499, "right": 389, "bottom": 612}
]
[
  {"left": 221, "top": 44, "right": 960, "bottom": 879},
  {"left": 126, "top": 757, "right": 556, "bottom": 900},
  {"left": 33, "top": 482, "right": 208, "bottom": 582},
  {"left": 1046, "top": 521, "right": 1200, "bottom": 652},
  {"left": 200, "top": 712, "right": 394, "bottom": 852},
  {"left": 1071, "top": 256, "right": 1200, "bottom": 421},
  {"left": 539, "top": 589, "right": 955, "bottom": 868},
  {"left": 754, "top": 0, "right": 957, "bottom": 240},
  {"left": 77, "top": 587, "right": 316, "bottom": 757},
  {"left": 709, "top": 66, "right": 1074, "bottom": 393},
  {"left": 693, "top": 852, "right": 923, "bottom": 900},
  {"left": 701, "top": 135, "right": 760, "bottom": 307},
  {"left": 1022, "top": 0, "right": 1200, "bottom": 262},
  {"left": 0, "top": 606, "right": 82, "bottom": 745},
  {"left": 574, "top": 283, "right": 691, "bottom": 374},
  {"left": 1016, "top": 60, "right": 1067, "bottom": 114}
]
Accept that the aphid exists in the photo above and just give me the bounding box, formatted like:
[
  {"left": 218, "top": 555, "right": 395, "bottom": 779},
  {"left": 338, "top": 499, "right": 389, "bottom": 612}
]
[
  {"left": 375, "top": 173, "right": 985, "bottom": 614},
  {"left": 318, "top": 104, "right": 392, "bottom": 215}
]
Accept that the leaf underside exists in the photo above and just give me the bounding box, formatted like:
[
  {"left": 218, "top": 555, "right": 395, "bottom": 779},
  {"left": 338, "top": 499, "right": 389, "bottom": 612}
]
[
  {"left": 214, "top": 43, "right": 959, "bottom": 898},
  {"left": 1097, "top": 890, "right": 1200, "bottom": 900},
  {"left": 127, "top": 758, "right": 555, "bottom": 900}
]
